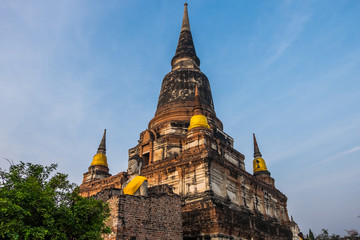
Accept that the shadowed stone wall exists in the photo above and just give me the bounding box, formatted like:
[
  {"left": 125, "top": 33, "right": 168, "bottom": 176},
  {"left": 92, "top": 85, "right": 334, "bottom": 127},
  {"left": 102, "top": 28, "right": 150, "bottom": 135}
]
[{"left": 94, "top": 188, "right": 182, "bottom": 240}]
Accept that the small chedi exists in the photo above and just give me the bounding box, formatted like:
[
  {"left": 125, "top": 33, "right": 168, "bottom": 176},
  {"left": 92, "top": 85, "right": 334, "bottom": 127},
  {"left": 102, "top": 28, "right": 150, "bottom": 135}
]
[
  {"left": 83, "top": 137, "right": 182, "bottom": 240},
  {"left": 80, "top": 3, "right": 301, "bottom": 240}
]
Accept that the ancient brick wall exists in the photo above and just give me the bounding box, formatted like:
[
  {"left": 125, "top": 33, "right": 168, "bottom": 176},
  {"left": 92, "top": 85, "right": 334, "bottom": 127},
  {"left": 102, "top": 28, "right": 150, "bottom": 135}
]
[
  {"left": 182, "top": 197, "right": 292, "bottom": 240},
  {"left": 97, "top": 192, "right": 182, "bottom": 240},
  {"left": 214, "top": 199, "right": 292, "bottom": 240},
  {"left": 79, "top": 172, "right": 127, "bottom": 197}
]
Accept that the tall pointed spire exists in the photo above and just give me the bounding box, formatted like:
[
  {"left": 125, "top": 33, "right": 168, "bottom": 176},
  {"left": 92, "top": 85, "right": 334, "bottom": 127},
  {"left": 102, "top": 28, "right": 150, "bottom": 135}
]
[
  {"left": 252, "top": 133, "right": 269, "bottom": 176},
  {"left": 97, "top": 129, "right": 106, "bottom": 154},
  {"left": 181, "top": 3, "right": 190, "bottom": 32},
  {"left": 84, "top": 129, "right": 111, "bottom": 183},
  {"left": 253, "top": 133, "right": 262, "bottom": 158},
  {"left": 91, "top": 129, "right": 108, "bottom": 167},
  {"left": 193, "top": 85, "right": 202, "bottom": 115},
  {"left": 171, "top": 3, "right": 200, "bottom": 70},
  {"left": 150, "top": 3, "right": 223, "bottom": 132},
  {"left": 188, "top": 85, "right": 210, "bottom": 130}
]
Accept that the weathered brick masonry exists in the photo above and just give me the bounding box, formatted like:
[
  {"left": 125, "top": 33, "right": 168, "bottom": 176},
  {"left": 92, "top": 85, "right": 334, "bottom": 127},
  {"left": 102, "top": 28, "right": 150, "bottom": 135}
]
[{"left": 93, "top": 187, "right": 182, "bottom": 240}]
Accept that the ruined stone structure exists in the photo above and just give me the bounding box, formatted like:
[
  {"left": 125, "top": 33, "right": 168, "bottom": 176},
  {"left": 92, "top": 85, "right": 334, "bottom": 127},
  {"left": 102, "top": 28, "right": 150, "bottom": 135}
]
[
  {"left": 80, "top": 3, "right": 301, "bottom": 240},
  {"left": 93, "top": 187, "right": 183, "bottom": 240}
]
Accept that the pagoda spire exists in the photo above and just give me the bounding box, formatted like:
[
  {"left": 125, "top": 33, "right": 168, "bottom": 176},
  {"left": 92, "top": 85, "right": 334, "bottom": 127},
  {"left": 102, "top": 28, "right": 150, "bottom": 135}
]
[
  {"left": 193, "top": 85, "right": 202, "bottom": 115},
  {"left": 252, "top": 133, "right": 270, "bottom": 176},
  {"left": 171, "top": 3, "right": 200, "bottom": 70},
  {"left": 181, "top": 3, "right": 190, "bottom": 32},
  {"left": 83, "top": 129, "right": 111, "bottom": 183},
  {"left": 91, "top": 129, "right": 108, "bottom": 167},
  {"left": 188, "top": 85, "right": 210, "bottom": 130},
  {"left": 253, "top": 133, "right": 262, "bottom": 158},
  {"left": 97, "top": 129, "right": 106, "bottom": 154},
  {"left": 150, "top": 3, "right": 223, "bottom": 132}
]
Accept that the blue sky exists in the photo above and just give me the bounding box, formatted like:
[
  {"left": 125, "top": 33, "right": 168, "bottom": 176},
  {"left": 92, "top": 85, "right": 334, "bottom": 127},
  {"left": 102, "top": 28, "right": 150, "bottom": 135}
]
[{"left": 1, "top": 0, "right": 359, "bottom": 236}]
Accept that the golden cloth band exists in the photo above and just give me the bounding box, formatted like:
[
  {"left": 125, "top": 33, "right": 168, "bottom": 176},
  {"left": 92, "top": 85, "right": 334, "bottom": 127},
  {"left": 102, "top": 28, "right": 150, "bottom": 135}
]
[{"left": 123, "top": 176, "right": 147, "bottom": 195}]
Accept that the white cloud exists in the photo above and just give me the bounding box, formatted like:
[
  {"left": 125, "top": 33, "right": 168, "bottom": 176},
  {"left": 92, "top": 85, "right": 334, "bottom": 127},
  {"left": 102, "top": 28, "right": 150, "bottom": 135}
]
[
  {"left": 319, "top": 145, "right": 360, "bottom": 164},
  {"left": 342, "top": 146, "right": 360, "bottom": 155},
  {"left": 263, "top": 13, "right": 310, "bottom": 68}
]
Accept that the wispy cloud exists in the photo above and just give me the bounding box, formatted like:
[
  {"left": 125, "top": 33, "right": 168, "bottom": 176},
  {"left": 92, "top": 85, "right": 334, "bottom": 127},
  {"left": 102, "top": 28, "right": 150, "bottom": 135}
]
[
  {"left": 319, "top": 145, "right": 360, "bottom": 164},
  {"left": 268, "top": 113, "right": 360, "bottom": 163},
  {"left": 342, "top": 146, "right": 360, "bottom": 155},
  {"left": 263, "top": 5, "right": 310, "bottom": 68}
]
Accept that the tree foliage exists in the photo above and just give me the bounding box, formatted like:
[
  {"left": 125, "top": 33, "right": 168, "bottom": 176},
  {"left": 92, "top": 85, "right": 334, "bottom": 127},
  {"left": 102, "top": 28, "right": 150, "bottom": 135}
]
[
  {"left": 316, "top": 229, "right": 341, "bottom": 240},
  {"left": 309, "top": 229, "right": 315, "bottom": 240},
  {"left": 344, "top": 229, "right": 360, "bottom": 240},
  {"left": 0, "top": 162, "right": 110, "bottom": 240},
  {"left": 303, "top": 229, "right": 360, "bottom": 240}
]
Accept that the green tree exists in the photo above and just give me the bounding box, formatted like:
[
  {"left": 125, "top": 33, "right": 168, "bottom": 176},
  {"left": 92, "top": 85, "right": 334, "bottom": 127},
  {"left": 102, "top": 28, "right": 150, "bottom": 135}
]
[
  {"left": 316, "top": 229, "right": 341, "bottom": 240},
  {"left": 0, "top": 162, "right": 110, "bottom": 240},
  {"left": 316, "top": 229, "right": 330, "bottom": 240},
  {"left": 309, "top": 229, "right": 315, "bottom": 240}
]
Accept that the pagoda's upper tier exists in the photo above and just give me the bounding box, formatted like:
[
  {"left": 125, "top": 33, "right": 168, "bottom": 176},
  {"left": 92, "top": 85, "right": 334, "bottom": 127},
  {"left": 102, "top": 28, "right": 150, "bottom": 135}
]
[
  {"left": 170, "top": 3, "right": 200, "bottom": 71},
  {"left": 171, "top": 29, "right": 200, "bottom": 70},
  {"left": 156, "top": 70, "right": 214, "bottom": 114},
  {"left": 150, "top": 4, "right": 223, "bottom": 130}
]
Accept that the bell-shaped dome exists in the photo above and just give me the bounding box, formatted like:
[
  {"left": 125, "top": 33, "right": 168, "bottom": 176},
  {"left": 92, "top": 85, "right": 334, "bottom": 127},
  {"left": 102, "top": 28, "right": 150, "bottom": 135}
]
[
  {"left": 188, "top": 114, "right": 210, "bottom": 130},
  {"left": 253, "top": 157, "right": 268, "bottom": 173},
  {"left": 91, "top": 153, "right": 108, "bottom": 167}
]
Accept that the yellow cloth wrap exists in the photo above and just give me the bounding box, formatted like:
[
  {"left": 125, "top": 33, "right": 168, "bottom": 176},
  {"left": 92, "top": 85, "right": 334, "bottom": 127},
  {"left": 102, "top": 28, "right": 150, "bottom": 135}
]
[{"left": 123, "top": 176, "right": 148, "bottom": 195}]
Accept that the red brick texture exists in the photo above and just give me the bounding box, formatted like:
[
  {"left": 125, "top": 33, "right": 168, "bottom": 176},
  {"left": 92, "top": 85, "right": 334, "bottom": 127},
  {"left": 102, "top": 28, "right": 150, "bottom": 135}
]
[{"left": 101, "top": 194, "right": 182, "bottom": 240}]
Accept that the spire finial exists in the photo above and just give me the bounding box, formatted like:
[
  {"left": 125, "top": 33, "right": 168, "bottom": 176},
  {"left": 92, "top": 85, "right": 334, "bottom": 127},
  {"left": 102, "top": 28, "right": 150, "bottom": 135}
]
[
  {"left": 253, "top": 133, "right": 262, "bottom": 158},
  {"left": 97, "top": 129, "right": 106, "bottom": 154},
  {"left": 181, "top": 2, "right": 190, "bottom": 32},
  {"left": 193, "top": 85, "right": 203, "bottom": 115},
  {"left": 171, "top": 3, "right": 200, "bottom": 70}
]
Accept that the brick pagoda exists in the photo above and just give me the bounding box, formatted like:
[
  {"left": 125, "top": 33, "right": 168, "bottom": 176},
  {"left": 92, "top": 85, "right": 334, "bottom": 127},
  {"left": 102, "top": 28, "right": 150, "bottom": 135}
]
[{"left": 80, "top": 3, "right": 300, "bottom": 240}]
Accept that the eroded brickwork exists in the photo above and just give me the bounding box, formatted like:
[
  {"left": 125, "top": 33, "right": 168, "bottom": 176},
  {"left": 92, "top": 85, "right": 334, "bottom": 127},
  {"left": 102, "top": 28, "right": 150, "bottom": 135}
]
[
  {"left": 135, "top": 128, "right": 292, "bottom": 239},
  {"left": 80, "top": 172, "right": 127, "bottom": 197},
  {"left": 93, "top": 188, "right": 182, "bottom": 240},
  {"left": 182, "top": 197, "right": 292, "bottom": 240}
]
